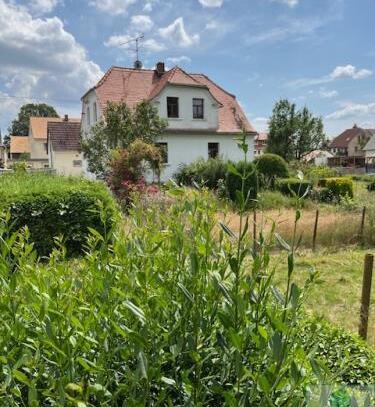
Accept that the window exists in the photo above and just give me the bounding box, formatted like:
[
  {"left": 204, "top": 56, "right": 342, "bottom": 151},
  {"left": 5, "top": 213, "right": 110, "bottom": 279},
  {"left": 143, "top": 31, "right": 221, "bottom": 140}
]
[
  {"left": 167, "top": 97, "right": 179, "bottom": 118},
  {"left": 93, "top": 102, "right": 98, "bottom": 122},
  {"left": 44, "top": 142, "right": 48, "bottom": 154},
  {"left": 86, "top": 106, "right": 91, "bottom": 126},
  {"left": 193, "top": 98, "right": 204, "bottom": 119},
  {"left": 208, "top": 142, "right": 219, "bottom": 159},
  {"left": 73, "top": 160, "right": 82, "bottom": 167},
  {"left": 156, "top": 142, "right": 168, "bottom": 164}
]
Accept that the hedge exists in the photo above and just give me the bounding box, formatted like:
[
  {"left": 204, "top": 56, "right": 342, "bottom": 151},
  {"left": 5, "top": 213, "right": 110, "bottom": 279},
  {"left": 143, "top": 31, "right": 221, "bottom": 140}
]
[
  {"left": 174, "top": 158, "right": 227, "bottom": 189},
  {"left": 0, "top": 173, "right": 118, "bottom": 257},
  {"left": 277, "top": 178, "right": 312, "bottom": 197},
  {"left": 300, "top": 319, "right": 375, "bottom": 386},
  {"left": 254, "top": 153, "right": 289, "bottom": 186},
  {"left": 318, "top": 177, "right": 354, "bottom": 200},
  {"left": 225, "top": 161, "right": 258, "bottom": 204}
]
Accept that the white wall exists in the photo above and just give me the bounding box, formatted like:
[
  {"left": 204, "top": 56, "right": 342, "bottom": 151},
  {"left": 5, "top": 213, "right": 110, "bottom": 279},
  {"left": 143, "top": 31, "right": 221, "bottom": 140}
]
[
  {"left": 153, "top": 85, "right": 220, "bottom": 131},
  {"left": 81, "top": 90, "right": 101, "bottom": 135},
  {"left": 156, "top": 133, "right": 254, "bottom": 182},
  {"left": 50, "top": 146, "right": 83, "bottom": 176}
]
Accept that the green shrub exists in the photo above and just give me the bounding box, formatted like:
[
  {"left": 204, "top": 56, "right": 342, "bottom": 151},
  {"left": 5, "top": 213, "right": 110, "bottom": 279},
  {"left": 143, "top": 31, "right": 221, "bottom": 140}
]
[
  {"left": 254, "top": 153, "right": 289, "bottom": 186},
  {"left": 277, "top": 178, "right": 312, "bottom": 197},
  {"left": 301, "top": 319, "right": 375, "bottom": 386},
  {"left": 225, "top": 161, "right": 258, "bottom": 204},
  {"left": 0, "top": 173, "right": 118, "bottom": 257},
  {"left": 318, "top": 177, "right": 354, "bottom": 200},
  {"left": 367, "top": 181, "right": 375, "bottom": 191},
  {"left": 174, "top": 158, "right": 227, "bottom": 189},
  {"left": 306, "top": 166, "right": 339, "bottom": 183},
  {"left": 351, "top": 174, "right": 375, "bottom": 182}
]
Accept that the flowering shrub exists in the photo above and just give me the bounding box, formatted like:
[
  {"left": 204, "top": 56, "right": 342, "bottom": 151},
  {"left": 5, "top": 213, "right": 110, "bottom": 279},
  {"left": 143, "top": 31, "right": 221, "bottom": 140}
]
[{"left": 107, "top": 139, "right": 163, "bottom": 207}]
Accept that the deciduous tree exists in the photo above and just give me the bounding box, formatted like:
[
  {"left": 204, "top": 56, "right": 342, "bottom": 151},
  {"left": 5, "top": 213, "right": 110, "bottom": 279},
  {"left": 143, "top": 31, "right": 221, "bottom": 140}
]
[
  {"left": 267, "top": 99, "right": 326, "bottom": 161},
  {"left": 8, "top": 103, "right": 59, "bottom": 136}
]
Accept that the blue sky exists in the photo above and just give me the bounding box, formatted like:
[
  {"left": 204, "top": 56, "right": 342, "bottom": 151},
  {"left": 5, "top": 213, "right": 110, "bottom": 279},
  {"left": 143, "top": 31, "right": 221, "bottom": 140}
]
[{"left": 0, "top": 0, "right": 374, "bottom": 137}]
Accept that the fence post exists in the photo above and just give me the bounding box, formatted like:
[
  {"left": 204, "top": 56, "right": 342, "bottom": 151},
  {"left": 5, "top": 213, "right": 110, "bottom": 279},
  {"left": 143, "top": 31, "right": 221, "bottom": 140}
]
[
  {"left": 358, "top": 254, "right": 374, "bottom": 340},
  {"left": 253, "top": 208, "right": 257, "bottom": 255},
  {"left": 312, "top": 209, "right": 319, "bottom": 252},
  {"left": 360, "top": 206, "right": 366, "bottom": 246}
]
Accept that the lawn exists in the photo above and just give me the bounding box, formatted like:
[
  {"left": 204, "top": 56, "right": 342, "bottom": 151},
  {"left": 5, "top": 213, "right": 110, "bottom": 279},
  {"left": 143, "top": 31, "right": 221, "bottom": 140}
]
[{"left": 271, "top": 248, "right": 375, "bottom": 345}]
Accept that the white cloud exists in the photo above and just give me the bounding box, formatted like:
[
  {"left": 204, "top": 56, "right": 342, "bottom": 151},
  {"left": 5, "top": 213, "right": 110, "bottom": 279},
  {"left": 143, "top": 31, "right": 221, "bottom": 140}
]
[
  {"left": 272, "top": 0, "right": 299, "bottom": 7},
  {"left": 198, "top": 0, "right": 224, "bottom": 7},
  {"left": 0, "top": 0, "right": 102, "bottom": 130},
  {"left": 89, "top": 0, "right": 137, "bottom": 15},
  {"left": 28, "top": 0, "right": 60, "bottom": 14},
  {"left": 326, "top": 102, "right": 375, "bottom": 120},
  {"left": 105, "top": 34, "right": 165, "bottom": 52},
  {"left": 159, "top": 17, "right": 199, "bottom": 47},
  {"left": 167, "top": 56, "right": 191, "bottom": 65},
  {"left": 330, "top": 65, "right": 372, "bottom": 80},
  {"left": 288, "top": 65, "right": 373, "bottom": 88},
  {"left": 143, "top": 0, "right": 158, "bottom": 12},
  {"left": 131, "top": 14, "right": 153, "bottom": 31},
  {"left": 319, "top": 89, "right": 338, "bottom": 98},
  {"left": 246, "top": 17, "right": 324, "bottom": 46}
]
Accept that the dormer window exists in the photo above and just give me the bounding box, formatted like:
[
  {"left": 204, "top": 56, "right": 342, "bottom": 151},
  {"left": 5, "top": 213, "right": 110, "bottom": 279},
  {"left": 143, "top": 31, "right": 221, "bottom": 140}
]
[
  {"left": 193, "top": 98, "right": 204, "bottom": 119},
  {"left": 167, "top": 97, "right": 179, "bottom": 118}
]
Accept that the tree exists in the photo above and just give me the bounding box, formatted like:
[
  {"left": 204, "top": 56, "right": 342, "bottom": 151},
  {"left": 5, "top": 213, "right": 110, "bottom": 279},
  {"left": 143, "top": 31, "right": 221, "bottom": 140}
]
[
  {"left": 8, "top": 103, "right": 59, "bottom": 136},
  {"left": 267, "top": 99, "right": 326, "bottom": 161},
  {"left": 82, "top": 100, "right": 167, "bottom": 176}
]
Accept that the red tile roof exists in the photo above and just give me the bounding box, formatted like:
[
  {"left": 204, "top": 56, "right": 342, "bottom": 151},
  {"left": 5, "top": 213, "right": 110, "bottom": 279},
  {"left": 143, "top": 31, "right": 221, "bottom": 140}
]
[
  {"left": 329, "top": 126, "right": 374, "bottom": 149},
  {"left": 10, "top": 136, "right": 30, "bottom": 154},
  {"left": 87, "top": 66, "right": 255, "bottom": 134},
  {"left": 48, "top": 121, "right": 81, "bottom": 152},
  {"left": 30, "top": 117, "right": 81, "bottom": 139}
]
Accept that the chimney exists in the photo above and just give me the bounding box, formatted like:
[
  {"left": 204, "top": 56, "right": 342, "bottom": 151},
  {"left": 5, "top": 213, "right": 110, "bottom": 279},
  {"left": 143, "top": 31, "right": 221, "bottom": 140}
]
[
  {"left": 155, "top": 61, "right": 165, "bottom": 76},
  {"left": 134, "top": 60, "right": 143, "bottom": 69},
  {"left": 64, "top": 114, "right": 69, "bottom": 121}
]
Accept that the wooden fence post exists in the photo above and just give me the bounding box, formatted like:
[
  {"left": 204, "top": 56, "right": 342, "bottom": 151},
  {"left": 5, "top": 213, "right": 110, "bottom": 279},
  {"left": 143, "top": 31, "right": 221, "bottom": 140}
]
[
  {"left": 358, "top": 254, "right": 374, "bottom": 340},
  {"left": 359, "top": 206, "right": 366, "bottom": 246},
  {"left": 312, "top": 209, "right": 319, "bottom": 252}
]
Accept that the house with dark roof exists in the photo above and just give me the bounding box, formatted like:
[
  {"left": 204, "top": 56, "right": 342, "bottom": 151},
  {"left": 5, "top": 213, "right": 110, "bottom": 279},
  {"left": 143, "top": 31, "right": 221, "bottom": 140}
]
[
  {"left": 47, "top": 115, "right": 83, "bottom": 176},
  {"left": 328, "top": 125, "right": 375, "bottom": 168},
  {"left": 364, "top": 134, "right": 375, "bottom": 172},
  {"left": 81, "top": 62, "right": 256, "bottom": 180}
]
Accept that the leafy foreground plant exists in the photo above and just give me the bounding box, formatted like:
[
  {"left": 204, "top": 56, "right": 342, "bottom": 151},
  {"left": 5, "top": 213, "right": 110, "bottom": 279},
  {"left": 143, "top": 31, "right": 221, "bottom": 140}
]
[{"left": 0, "top": 138, "right": 373, "bottom": 406}]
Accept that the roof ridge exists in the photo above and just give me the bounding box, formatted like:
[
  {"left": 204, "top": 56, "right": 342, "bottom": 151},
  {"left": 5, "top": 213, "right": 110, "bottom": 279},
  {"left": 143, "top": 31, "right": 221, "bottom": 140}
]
[{"left": 191, "top": 73, "right": 236, "bottom": 99}]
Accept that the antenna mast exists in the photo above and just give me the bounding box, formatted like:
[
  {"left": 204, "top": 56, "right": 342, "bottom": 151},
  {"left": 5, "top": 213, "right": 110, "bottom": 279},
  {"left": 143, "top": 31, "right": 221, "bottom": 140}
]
[{"left": 120, "top": 34, "right": 145, "bottom": 69}]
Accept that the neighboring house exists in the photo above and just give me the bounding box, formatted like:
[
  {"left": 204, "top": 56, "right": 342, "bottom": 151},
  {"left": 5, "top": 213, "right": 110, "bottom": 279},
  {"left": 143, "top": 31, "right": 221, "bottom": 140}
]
[
  {"left": 28, "top": 116, "right": 80, "bottom": 168},
  {"left": 328, "top": 125, "right": 375, "bottom": 168},
  {"left": 9, "top": 136, "right": 30, "bottom": 161},
  {"left": 303, "top": 150, "right": 333, "bottom": 166},
  {"left": 364, "top": 135, "right": 375, "bottom": 172},
  {"left": 254, "top": 133, "right": 268, "bottom": 156},
  {"left": 81, "top": 62, "right": 256, "bottom": 181},
  {"left": 47, "top": 116, "right": 83, "bottom": 176}
]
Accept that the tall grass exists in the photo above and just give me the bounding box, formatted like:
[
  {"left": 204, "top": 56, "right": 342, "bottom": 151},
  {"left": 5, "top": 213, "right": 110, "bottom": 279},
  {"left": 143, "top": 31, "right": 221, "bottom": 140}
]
[{"left": 0, "top": 169, "right": 326, "bottom": 404}]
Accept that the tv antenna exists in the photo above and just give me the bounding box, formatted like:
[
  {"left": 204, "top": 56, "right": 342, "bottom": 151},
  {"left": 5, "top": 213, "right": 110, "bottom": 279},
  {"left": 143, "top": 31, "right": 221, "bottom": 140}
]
[{"left": 120, "top": 34, "right": 145, "bottom": 68}]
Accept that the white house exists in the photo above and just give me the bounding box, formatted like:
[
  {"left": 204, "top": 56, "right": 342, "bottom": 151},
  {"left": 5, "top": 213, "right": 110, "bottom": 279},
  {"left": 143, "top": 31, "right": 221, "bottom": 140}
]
[
  {"left": 81, "top": 62, "right": 256, "bottom": 181},
  {"left": 364, "top": 134, "right": 375, "bottom": 172},
  {"left": 302, "top": 150, "right": 333, "bottom": 166},
  {"left": 47, "top": 116, "right": 83, "bottom": 176}
]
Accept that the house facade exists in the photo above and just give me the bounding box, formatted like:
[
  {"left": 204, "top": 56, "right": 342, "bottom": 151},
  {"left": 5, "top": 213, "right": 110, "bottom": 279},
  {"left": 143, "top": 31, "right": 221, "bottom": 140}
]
[
  {"left": 47, "top": 116, "right": 83, "bottom": 176},
  {"left": 364, "top": 135, "right": 375, "bottom": 172},
  {"left": 254, "top": 133, "right": 268, "bottom": 156},
  {"left": 328, "top": 125, "right": 374, "bottom": 168},
  {"left": 81, "top": 62, "right": 256, "bottom": 181}
]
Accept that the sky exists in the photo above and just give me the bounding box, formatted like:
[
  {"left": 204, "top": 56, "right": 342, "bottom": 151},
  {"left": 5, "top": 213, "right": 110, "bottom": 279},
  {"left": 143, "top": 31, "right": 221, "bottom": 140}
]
[{"left": 0, "top": 0, "right": 374, "bottom": 138}]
